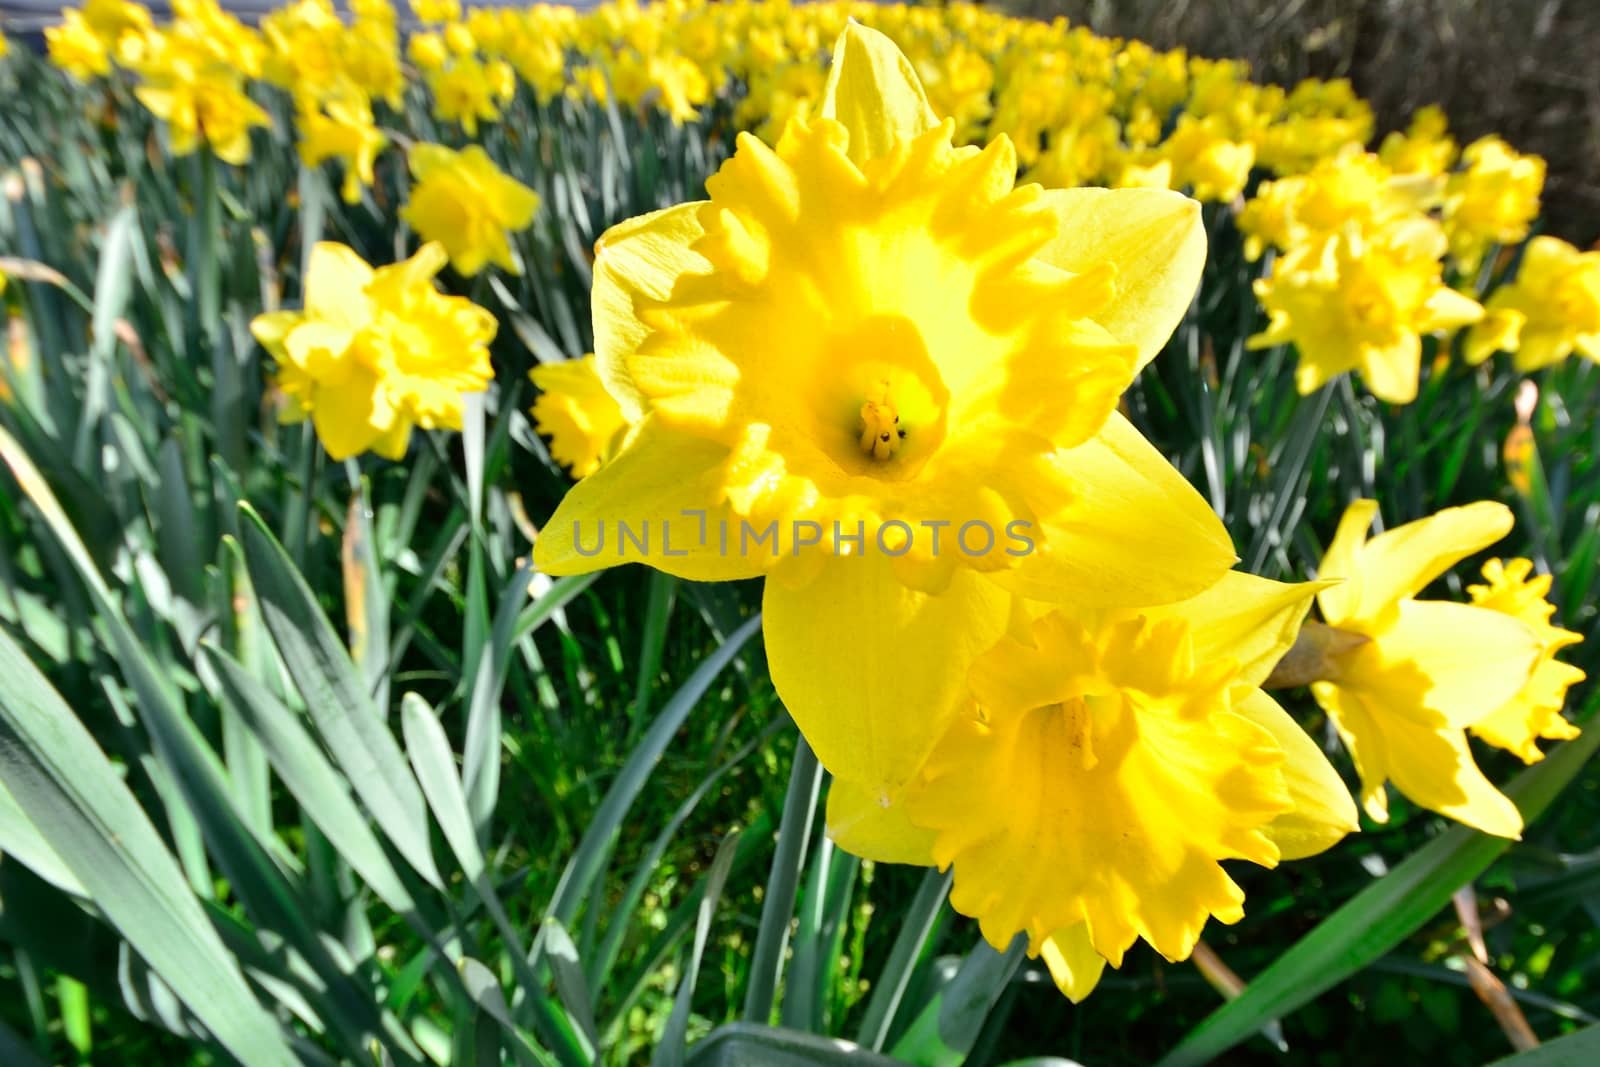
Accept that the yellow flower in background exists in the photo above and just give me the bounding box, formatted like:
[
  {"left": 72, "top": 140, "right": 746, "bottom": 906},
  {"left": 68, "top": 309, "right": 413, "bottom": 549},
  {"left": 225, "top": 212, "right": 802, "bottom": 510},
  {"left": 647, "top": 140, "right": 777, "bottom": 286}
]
[
  {"left": 1378, "top": 105, "right": 1457, "bottom": 178},
  {"left": 1235, "top": 146, "right": 1438, "bottom": 261},
  {"left": 46, "top": 11, "right": 113, "bottom": 80},
  {"left": 297, "top": 84, "right": 389, "bottom": 205},
  {"left": 1309, "top": 500, "right": 1545, "bottom": 838},
  {"left": 1445, "top": 136, "right": 1545, "bottom": 274},
  {"left": 411, "top": 0, "right": 460, "bottom": 23},
  {"left": 829, "top": 572, "right": 1357, "bottom": 1001},
  {"left": 530, "top": 355, "right": 628, "bottom": 479},
  {"left": 1466, "top": 237, "right": 1600, "bottom": 371},
  {"left": 1250, "top": 219, "right": 1483, "bottom": 403},
  {"left": 1462, "top": 308, "right": 1526, "bottom": 367},
  {"left": 1158, "top": 115, "right": 1255, "bottom": 203},
  {"left": 535, "top": 23, "right": 1232, "bottom": 803},
  {"left": 1467, "top": 558, "right": 1584, "bottom": 763},
  {"left": 427, "top": 56, "right": 503, "bottom": 136},
  {"left": 81, "top": 0, "right": 154, "bottom": 66},
  {"left": 407, "top": 30, "right": 448, "bottom": 72},
  {"left": 401, "top": 144, "right": 541, "bottom": 276},
  {"left": 131, "top": 0, "right": 269, "bottom": 164},
  {"left": 250, "top": 242, "right": 496, "bottom": 461}
]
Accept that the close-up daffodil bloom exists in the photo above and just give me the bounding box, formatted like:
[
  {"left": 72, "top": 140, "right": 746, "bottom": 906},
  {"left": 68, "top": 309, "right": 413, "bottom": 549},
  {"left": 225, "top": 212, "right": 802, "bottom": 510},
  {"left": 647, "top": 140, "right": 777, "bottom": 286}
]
[
  {"left": 533, "top": 22, "right": 1235, "bottom": 801},
  {"left": 1308, "top": 500, "right": 1547, "bottom": 838},
  {"left": 827, "top": 572, "right": 1359, "bottom": 1001}
]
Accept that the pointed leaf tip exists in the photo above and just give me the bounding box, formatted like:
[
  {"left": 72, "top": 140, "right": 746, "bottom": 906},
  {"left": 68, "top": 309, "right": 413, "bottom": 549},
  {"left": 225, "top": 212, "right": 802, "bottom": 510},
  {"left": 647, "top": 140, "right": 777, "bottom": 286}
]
[{"left": 821, "top": 21, "right": 939, "bottom": 167}]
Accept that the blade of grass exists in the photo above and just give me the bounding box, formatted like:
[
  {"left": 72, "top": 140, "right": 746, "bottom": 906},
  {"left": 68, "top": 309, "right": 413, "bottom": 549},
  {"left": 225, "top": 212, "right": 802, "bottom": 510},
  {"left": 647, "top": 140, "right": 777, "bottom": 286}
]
[
  {"left": 744, "top": 735, "right": 823, "bottom": 1024},
  {"left": 653, "top": 831, "right": 742, "bottom": 1067},
  {"left": 237, "top": 502, "right": 443, "bottom": 889}
]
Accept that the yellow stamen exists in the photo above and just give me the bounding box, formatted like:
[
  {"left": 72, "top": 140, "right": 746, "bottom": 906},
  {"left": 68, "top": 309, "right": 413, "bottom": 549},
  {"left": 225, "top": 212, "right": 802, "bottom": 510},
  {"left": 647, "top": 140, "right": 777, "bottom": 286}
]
[{"left": 859, "top": 391, "right": 904, "bottom": 461}]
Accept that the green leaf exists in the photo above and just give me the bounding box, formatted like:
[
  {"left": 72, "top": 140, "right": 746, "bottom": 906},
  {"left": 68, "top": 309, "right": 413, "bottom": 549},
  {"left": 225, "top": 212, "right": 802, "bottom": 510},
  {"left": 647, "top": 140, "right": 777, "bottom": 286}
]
[
  {"left": 890, "top": 936, "right": 1028, "bottom": 1067},
  {"left": 0, "top": 775, "right": 86, "bottom": 896},
  {"left": 237, "top": 502, "right": 443, "bottom": 889},
  {"left": 1486, "top": 1025, "right": 1600, "bottom": 1067},
  {"left": 744, "top": 735, "right": 823, "bottom": 1024},
  {"left": 687, "top": 1023, "right": 904, "bottom": 1066},
  {"left": 0, "top": 627, "right": 297, "bottom": 1067},
  {"left": 654, "top": 831, "right": 742, "bottom": 1067},
  {"left": 1158, "top": 701, "right": 1600, "bottom": 1067},
  {"left": 856, "top": 868, "right": 952, "bottom": 1051},
  {"left": 204, "top": 643, "right": 416, "bottom": 914}
]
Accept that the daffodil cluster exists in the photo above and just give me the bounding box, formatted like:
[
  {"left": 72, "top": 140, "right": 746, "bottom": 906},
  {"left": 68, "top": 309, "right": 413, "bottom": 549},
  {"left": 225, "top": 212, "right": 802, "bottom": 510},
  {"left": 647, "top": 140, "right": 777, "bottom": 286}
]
[
  {"left": 531, "top": 24, "right": 1379, "bottom": 1002},
  {"left": 44, "top": 0, "right": 1585, "bottom": 410}
]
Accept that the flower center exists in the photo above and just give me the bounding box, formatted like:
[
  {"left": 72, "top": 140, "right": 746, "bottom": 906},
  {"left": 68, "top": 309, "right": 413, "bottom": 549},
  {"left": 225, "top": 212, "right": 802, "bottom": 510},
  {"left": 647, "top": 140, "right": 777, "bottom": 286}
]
[
  {"left": 807, "top": 315, "right": 949, "bottom": 480},
  {"left": 858, "top": 389, "right": 906, "bottom": 461}
]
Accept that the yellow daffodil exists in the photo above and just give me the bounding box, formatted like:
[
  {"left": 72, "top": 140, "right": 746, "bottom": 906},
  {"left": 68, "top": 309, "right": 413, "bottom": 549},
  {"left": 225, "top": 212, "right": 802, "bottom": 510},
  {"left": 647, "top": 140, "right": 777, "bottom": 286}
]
[
  {"left": 297, "top": 84, "right": 389, "bottom": 205},
  {"left": 1378, "top": 105, "right": 1458, "bottom": 178},
  {"left": 46, "top": 12, "right": 113, "bottom": 81},
  {"left": 530, "top": 355, "right": 628, "bottom": 479},
  {"left": 829, "top": 572, "right": 1358, "bottom": 1001},
  {"left": 533, "top": 23, "right": 1233, "bottom": 802},
  {"left": 1466, "top": 558, "right": 1584, "bottom": 763},
  {"left": 1445, "top": 137, "right": 1545, "bottom": 274},
  {"left": 407, "top": 31, "right": 449, "bottom": 72},
  {"left": 1250, "top": 219, "right": 1483, "bottom": 404},
  {"left": 1236, "top": 146, "right": 1438, "bottom": 261},
  {"left": 427, "top": 56, "right": 502, "bottom": 136},
  {"left": 250, "top": 242, "right": 496, "bottom": 461},
  {"left": 1158, "top": 115, "right": 1255, "bottom": 203},
  {"left": 400, "top": 144, "right": 541, "bottom": 277},
  {"left": 1309, "top": 500, "right": 1545, "bottom": 838},
  {"left": 1466, "top": 237, "right": 1600, "bottom": 371}
]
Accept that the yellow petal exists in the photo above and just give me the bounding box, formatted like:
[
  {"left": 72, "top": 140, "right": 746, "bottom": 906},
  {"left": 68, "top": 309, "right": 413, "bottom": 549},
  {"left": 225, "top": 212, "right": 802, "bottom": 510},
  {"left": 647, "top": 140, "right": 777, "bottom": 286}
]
[
  {"left": 762, "top": 551, "right": 1011, "bottom": 795},
  {"left": 994, "top": 413, "right": 1236, "bottom": 608},
  {"left": 1038, "top": 924, "right": 1108, "bottom": 1003},
  {"left": 1357, "top": 334, "right": 1422, "bottom": 406},
  {"left": 1313, "top": 681, "right": 1523, "bottom": 837},
  {"left": 1356, "top": 599, "right": 1542, "bottom": 728},
  {"left": 1235, "top": 690, "right": 1358, "bottom": 859},
  {"left": 309, "top": 367, "right": 385, "bottom": 461},
  {"left": 1149, "top": 571, "right": 1332, "bottom": 689},
  {"left": 531, "top": 415, "right": 763, "bottom": 581},
  {"left": 1034, "top": 187, "right": 1207, "bottom": 370},
  {"left": 819, "top": 21, "right": 938, "bottom": 168},
  {"left": 1323, "top": 500, "right": 1513, "bottom": 626},
  {"left": 590, "top": 203, "right": 712, "bottom": 423},
  {"left": 826, "top": 776, "right": 937, "bottom": 866},
  {"left": 303, "top": 242, "right": 374, "bottom": 328},
  {"left": 1315, "top": 499, "right": 1379, "bottom": 625}
]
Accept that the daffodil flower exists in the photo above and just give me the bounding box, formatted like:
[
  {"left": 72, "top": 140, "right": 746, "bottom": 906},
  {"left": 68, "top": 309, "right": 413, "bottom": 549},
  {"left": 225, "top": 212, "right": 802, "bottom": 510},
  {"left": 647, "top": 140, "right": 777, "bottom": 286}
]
[
  {"left": 1249, "top": 219, "right": 1483, "bottom": 404},
  {"left": 827, "top": 572, "right": 1358, "bottom": 1001},
  {"left": 401, "top": 144, "right": 541, "bottom": 277},
  {"left": 250, "top": 242, "right": 496, "bottom": 461},
  {"left": 1310, "top": 500, "right": 1546, "bottom": 838},
  {"left": 533, "top": 23, "right": 1234, "bottom": 801},
  {"left": 1466, "top": 237, "right": 1600, "bottom": 372}
]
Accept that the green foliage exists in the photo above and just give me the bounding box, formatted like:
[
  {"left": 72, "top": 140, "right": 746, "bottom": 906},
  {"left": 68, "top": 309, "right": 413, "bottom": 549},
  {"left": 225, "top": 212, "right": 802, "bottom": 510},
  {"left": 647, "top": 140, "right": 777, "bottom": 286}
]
[{"left": 0, "top": 35, "right": 1596, "bottom": 1067}]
